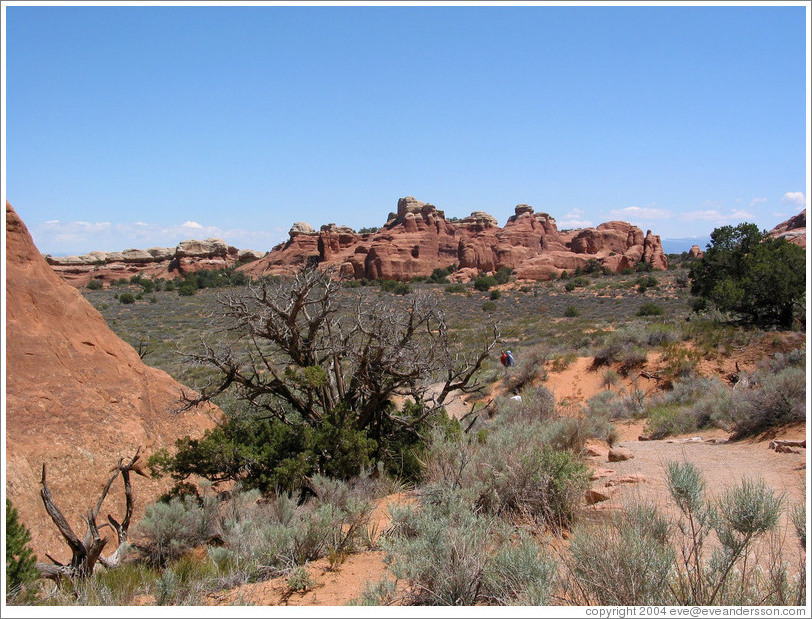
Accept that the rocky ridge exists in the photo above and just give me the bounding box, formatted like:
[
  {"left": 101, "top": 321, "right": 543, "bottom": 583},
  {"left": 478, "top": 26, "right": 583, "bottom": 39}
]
[
  {"left": 45, "top": 238, "right": 264, "bottom": 288},
  {"left": 239, "top": 196, "right": 669, "bottom": 281},
  {"left": 768, "top": 208, "right": 806, "bottom": 248},
  {"left": 5, "top": 202, "right": 219, "bottom": 560}
]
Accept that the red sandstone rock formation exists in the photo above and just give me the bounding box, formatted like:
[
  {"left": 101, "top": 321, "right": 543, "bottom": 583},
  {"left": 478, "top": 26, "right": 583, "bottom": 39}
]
[
  {"left": 45, "top": 238, "right": 264, "bottom": 288},
  {"left": 769, "top": 209, "right": 806, "bottom": 248},
  {"left": 5, "top": 202, "right": 219, "bottom": 561},
  {"left": 241, "top": 197, "right": 668, "bottom": 281}
]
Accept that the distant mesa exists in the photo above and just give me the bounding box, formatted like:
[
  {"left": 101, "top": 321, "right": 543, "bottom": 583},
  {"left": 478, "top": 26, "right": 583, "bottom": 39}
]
[
  {"left": 45, "top": 237, "right": 265, "bottom": 288},
  {"left": 6, "top": 201, "right": 219, "bottom": 560},
  {"left": 239, "top": 196, "right": 669, "bottom": 282}
]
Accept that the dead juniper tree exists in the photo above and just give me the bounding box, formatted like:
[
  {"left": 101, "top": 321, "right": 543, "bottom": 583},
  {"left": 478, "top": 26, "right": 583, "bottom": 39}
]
[
  {"left": 169, "top": 265, "right": 499, "bottom": 487},
  {"left": 37, "top": 449, "right": 145, "bottom": 582}
]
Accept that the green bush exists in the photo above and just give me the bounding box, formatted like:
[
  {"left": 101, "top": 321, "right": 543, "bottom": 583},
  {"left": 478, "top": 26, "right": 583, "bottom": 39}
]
[
  {"left": 637, "top": 302, "right": 664, "bottom": 316},
  {"left": 86, "top": 279, "right": 103, "bottom": 290},
  {"left": 564, "top": 305, "right": 580, "bottom": 317},
  {"left": 489, "top": 289, "right": 501, "bottom": 300},
  {"left": 119, "top": 292, "right": 136, "bottom": 304},
  {"left": 473, "top": 275, "right": 498, "bottom": 291},
  {"left": 481, "top": 300, "right": 497, "bottom": 312},
  {"left": 428, "top": 267, "right": 452, "bottom": 284},
  {"left": 565, "top": 276, "right": 589, "bottom": 292},
  {"left": 5, "top": 499, "right": 39, "bottom": 598},
  {"left": 636, "top": 275, "right": 659, "bottom": 293},
  {"left": 444, "top": 283, "right": 466, "bottom": 294},
  {"left": 178, "top": 283, "right": 197, "bottom": 296},
  {"left": 494, "top": 266, "right": 513, "bottom": 285}
]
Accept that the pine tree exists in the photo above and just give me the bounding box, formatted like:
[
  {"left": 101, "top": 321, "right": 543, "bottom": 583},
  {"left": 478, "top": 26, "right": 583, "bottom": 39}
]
[{"left": 5, "top": 499, "right": 39, "bottom": 597}]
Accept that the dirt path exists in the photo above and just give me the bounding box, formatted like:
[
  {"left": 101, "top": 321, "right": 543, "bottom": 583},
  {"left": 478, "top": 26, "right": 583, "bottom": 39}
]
[{"left": 582, "top": 421, "right": 807, "bottom": 566}]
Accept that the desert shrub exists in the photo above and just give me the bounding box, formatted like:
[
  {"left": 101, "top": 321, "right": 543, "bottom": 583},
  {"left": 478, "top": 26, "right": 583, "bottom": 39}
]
[
  {"left": 422, "top": 414, "right": 590, "bottom": 530},
  {"left": 119, "top": 292, "right": 136, "bottom": 304},
  {"left": 637, "top": 302, "right": 664, "bottom": 316},
  {"left": 473, "top": 275, "right": 498, "bottom": 291},
  {"left": 586, "top": 388, "right": 647, "bottom": 420},
  {"left": 349, "top": 576, "right": 399, "bottom": 605},
  {"left": 568, "top": 502, "right": 675, "bottom": 605},
  {"left": 636, "top": 275, "right": 659, "bottom": 293},
  {"left": 592, "top": 332, "right": 635, "bottom": 368},
  {"left": 480, "top": 532, "right": 556, "bottom": 605},
  {"left": 617, "top": 346, "right": 648, "bottom": 375},
  {"left": 760, "top": 348, "right": 806, "bottom": 373},
  {"left": 565, "top": 276, "right": 589, "bottom": 291},
  {"left": 217, "top": 486, "right": 372, "bottom": 578},
  {"left": 665, "top": 461, "right": 799, "bottom": 606},
  {"left": 564, "top": 305, "right": 580, "bottom": 317},
  {"left": 582, "top": 258, "right": 602, "bottom": 274},
  {"left": 177, "top": 282, "right": 197, "bottom": 296},
  {"left": 86, "top": 278, "right": 103, "bottom": 290},
  {"left": 667, "top": 462, "right": 805, "bottom": 605},
  {"left": 638, "top": 375, "right": 721, "bottom": 437},
  {"left": 494, "top": 266, "right": 513, "bottom": 285},
  {"left": 492, "top": 385, "right": 556, "bottom": 425},
  {"left": 645, "top": 403, "right": 701, "bottom": 439},
  {"left": 711, "top": 366, "right": 806, "bottom": 438},
  {"left": 5, "top": 499, "right": 39, "bottom": 599},
  {"left": 428, "top": 267, "right": 451, "bottom": 284},
  {"left": 380, "top": 493, "right": 502, "bottom": 605},
  {"left": 481, "top": 300, "right": 497, "bottom": 312},
  {"left": 444, "top": 283, "right": 466, "bottom": 294},
  {"left": 489, "top": 289, "right": 501, "bottom": 300},
  {"left": 601, "top": 368, "right": 620, "bottom": 390},
  {"left": 134, "top": 492, "right": 219, "bottom": 567},
  {"left": 287, "top": 566, "right": 315, "bottom": 592},
  {"left": 381, "top": 491, "right": 555, "bottom": 605}
]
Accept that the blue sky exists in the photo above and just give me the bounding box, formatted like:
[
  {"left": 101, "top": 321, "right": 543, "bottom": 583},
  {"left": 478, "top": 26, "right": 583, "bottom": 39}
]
[{"left": 2, "top": 2, "right": 809, "bottom": 256}]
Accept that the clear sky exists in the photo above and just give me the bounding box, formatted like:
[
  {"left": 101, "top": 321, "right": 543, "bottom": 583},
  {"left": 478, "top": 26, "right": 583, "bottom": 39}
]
[{"left": 2, "top": 1, "right": 809, "bottom": 256}]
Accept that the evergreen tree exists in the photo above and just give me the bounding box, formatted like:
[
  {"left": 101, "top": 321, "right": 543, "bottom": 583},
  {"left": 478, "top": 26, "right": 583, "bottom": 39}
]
[
  {"left": 689, "top": 223, "right": 805, "bottom": 328},
  {"left": 5, "top": 499, "right": 39, "bottom": 597}
]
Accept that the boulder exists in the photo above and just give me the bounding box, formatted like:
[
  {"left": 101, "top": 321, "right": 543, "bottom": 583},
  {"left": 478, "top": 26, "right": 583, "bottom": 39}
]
[{"left": 608, "top": 447, "right": 635, "bottom": 462}]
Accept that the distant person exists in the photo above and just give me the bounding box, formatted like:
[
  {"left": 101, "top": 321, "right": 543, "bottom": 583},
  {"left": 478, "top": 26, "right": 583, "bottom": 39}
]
[
  {"left": 505, "top": 350, "right": 515, "bottom": 367},
  {"left": 500, "top": 350, "right": 508, "bottom": 367}
]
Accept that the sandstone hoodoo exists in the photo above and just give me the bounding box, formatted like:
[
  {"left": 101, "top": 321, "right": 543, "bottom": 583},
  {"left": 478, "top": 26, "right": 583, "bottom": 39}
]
[
  {"left": 45, "top": 237, "right": 264, "bottom": 288},
  {"left": 5, "top": 202, "right": 219, "bottom": 561},
  {"left": 239, "top": 196, "right": 668, "bottom": 281}
]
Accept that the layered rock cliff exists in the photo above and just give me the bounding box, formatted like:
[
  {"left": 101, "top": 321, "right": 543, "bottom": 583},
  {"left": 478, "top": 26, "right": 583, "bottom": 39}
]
[{"left": 239, "top": 196, "right": 668, "bottom": 281}]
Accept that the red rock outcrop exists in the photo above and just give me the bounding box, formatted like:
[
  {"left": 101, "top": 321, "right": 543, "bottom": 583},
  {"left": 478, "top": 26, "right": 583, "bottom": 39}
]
[
  {"left": 688, "top": 244, "right": 704, "bottom": 259},
  {"left": 240, "top": 197, "right": 668, "bottom": 281},
  {"left": 769, "top": 209, "right": 806, "bottom": 248},
  {"left": 5, "top": 202, "right": 219, "bottom": 560},
  {"left": 45, "top": 238, "right": 264, "bottom": 288}
]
